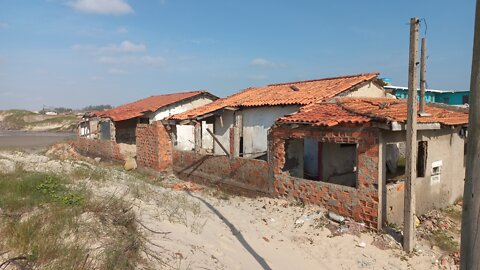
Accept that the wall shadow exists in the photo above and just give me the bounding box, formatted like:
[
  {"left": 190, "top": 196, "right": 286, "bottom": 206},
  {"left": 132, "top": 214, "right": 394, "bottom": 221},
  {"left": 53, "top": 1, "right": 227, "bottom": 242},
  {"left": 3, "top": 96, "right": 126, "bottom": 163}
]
[{"left": 186, "top": 191, "right": 272, "bottom": 270}]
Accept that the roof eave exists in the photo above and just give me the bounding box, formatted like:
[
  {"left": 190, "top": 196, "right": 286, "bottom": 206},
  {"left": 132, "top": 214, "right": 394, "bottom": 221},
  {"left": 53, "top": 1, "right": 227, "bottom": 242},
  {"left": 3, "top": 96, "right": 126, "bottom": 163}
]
[{"left": 389, "top": 121, "right": 442, "bottom": 131}]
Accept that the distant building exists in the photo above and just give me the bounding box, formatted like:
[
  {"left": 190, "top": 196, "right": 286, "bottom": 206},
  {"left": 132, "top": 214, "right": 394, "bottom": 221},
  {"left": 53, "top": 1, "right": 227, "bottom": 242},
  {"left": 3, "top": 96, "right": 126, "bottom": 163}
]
[
  {"left": 385, "top": 85, "right": 469, "bottom": 105},
  {"left": 76, "top": 90, "right": 218, "bottom": 162}
]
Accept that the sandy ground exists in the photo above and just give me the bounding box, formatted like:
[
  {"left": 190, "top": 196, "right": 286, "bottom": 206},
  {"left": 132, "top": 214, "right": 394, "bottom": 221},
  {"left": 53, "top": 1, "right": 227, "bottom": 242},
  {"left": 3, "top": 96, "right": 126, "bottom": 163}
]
[
  {"left": 0, "top": 150, "right": 457, "bottom": 270},
  {"left": 0, "top": 130, "right": 74, "bottom": 151}
]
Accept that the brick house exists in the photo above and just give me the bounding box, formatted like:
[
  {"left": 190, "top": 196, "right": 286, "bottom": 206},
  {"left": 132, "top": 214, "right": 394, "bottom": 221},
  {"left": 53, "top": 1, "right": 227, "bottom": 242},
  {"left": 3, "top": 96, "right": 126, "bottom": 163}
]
[
  {"left": 271, "top": 97, "right": 468, "bottom": 229},
  {"left": 76, "top": 91, "right": 218, "bottom": 161},
  {"left": 169, "top": 73, "right": 392, "bottom": 159},
  {"left": 140, "top": 73, "right": 394, "bottom": 199}
]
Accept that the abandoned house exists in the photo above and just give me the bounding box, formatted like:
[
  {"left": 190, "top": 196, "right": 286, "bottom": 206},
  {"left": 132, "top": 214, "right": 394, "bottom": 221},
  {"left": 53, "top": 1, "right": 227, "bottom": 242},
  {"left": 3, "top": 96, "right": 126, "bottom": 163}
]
[
  {"left": 74, "top": 76, "right": 469, "bottom": 230},
  {"left": 271, "top": 97, "right": 468, "bottom": 229},
  {"left": 76, "top": 90, "right": 218, "bottom": 160},
  {"left": 168, "top": 73, "right": 393, "bottom": 159}
]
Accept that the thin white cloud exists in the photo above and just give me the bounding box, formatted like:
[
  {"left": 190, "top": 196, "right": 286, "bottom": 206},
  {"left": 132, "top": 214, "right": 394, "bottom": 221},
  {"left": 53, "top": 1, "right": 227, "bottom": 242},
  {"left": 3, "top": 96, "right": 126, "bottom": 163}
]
[
  {"left": 0, "top": 91, "right": 15, "bottom": 97},
  {"left": 72, "top": 40, "right": 146, "bottom": 53},
  {"left": 103, "top": 40, "right": 146, "bottom": 53},
  {"left": 90, "top": 76, "right": 104, "bottom": 81},
  {"left": 116, "top": 26, "right": 128, "bottom": 34},
  {"left": 107, "top": 68, "right": 127, "bottom": 74},
  {"left": 250, "top": 58, "right": 287, "bottom": 69},
  {"left": 186, "top": 38, "right": 215, "bottom": 45},
  {"left": 98, "top": 56, "right": 165, "bottom": 67},
  {"left": 68, "top": 0, "right": 133, "bottom": 15},
  {"left": 0, "top": 22, "right": 9, "bottom": 30},
  {"left": 71, "top": 44, "right": 95, "bottom": 51}
]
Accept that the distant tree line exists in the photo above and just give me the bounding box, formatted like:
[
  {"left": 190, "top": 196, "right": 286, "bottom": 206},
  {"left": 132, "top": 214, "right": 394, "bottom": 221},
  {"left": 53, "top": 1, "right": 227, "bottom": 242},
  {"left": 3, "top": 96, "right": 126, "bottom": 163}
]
[
  {"left": 39, "top": 107, "right": 73, "bottom": 114},
  {"left": 82, "top": 105, "right": 112, "bottom": 112},
  {"left": 38, "top": 105, "right": 112, "bottom": 114}
]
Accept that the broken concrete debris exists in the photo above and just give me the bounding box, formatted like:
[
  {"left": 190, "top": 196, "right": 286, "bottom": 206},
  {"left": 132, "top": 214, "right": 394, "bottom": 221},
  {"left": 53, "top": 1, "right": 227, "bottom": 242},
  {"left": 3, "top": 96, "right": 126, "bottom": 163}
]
[{"left": 328, "top": 211, "right": 346, "bottom": 223}]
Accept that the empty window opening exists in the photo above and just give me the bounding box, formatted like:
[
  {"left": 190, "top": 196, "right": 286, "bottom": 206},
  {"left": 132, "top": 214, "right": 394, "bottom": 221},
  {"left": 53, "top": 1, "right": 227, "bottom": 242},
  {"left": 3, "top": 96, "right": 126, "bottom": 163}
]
[
  {"left": 432, "top": 160, "right": 442, "bottom": 175},
  {"left": 282, "top": 139, "right": 304, "bottom": 178},
  {"left": 303, "top": 138, "right": 319, "bottom": 180},
  {"left": 284, "top": 138, "right": 357, "bottom": 187},
  {"left": 239, "top": 136, "right": 244, "bottom": 157},
  {"left": 318, "top": 142, "right": 357, "bottom": 187},
  {"left": 417, "top": 141, "right": 428, "bottom": 177},
  {"left": 115, "top": 119, "right": 137, "bottom": 144},
  {"left": 386, "top": 142, "right": 406, "bottom": 184},
  {"left": 99, "top": 121, "right": 111, "bottom": 141}
]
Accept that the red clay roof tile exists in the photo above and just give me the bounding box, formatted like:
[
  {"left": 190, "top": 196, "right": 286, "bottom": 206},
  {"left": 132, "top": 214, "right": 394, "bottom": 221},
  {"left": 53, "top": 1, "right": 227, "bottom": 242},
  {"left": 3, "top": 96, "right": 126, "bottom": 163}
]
[
  {"left": 277, "top": 98, "right": 469, "bottom": 127},
  {"left": 170, "top": 73, "right": 380, "bottom": 121},
  {"left": 89, "top": 91, "right": 217, "bottom": 122}
]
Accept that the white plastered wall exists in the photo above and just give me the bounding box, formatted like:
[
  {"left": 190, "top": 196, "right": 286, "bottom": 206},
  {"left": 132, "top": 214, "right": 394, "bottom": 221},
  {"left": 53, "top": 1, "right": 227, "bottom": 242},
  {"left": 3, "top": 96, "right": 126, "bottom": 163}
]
[
  {"left": 342, "top": 82, "right": 395, "bottom": 98},
  {"left": 146, "top": 96, "right": 215, "bottom": 151},
  {"left": 213, "top": 110, "right": 234, "bottom": 155},
  {"left": 241, "top": 106, "right": 299, "bottom": 157}
]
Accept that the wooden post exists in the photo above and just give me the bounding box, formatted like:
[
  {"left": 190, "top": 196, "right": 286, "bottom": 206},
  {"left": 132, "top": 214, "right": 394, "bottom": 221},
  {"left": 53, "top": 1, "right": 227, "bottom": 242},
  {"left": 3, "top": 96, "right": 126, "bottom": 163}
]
[
  {"left": 419, "top": 37, "right": 427, "bottom": 115},
  {"left": 194, "top": 122, "right": 202, "bottom": 152},
  {"left": 206, "top": 128, "right": 230, "bottom": 157},
  {"left": 460, "top": 0, "right": 480, "bottom": 268},
  {"left": 404, "top": 17, "right": 419, "bottom": 253}
]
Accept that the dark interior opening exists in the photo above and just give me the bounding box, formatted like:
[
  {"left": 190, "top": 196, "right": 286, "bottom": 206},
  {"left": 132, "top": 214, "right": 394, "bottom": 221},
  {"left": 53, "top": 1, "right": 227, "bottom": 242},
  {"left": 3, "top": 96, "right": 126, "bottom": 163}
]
[
  {"left": 417, "top": 141, "right": 428, "bottom": 177},
  {"left": 386, "top": 142, "right": 406, "bottom": 184}
]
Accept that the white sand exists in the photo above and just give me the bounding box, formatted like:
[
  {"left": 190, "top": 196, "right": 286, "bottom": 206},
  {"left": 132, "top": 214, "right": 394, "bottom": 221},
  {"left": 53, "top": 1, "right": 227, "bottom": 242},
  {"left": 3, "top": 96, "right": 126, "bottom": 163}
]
[{"left": 0, "top": 151, "right": 456, "bottom": 270}]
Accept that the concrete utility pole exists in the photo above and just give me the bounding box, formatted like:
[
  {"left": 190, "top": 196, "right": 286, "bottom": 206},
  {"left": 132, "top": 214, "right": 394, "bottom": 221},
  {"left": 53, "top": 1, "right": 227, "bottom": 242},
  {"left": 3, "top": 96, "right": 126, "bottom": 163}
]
[
  {"left": 419, "top": 38, "right": 427, "bottom": 115},
  {"left": 460, "top": 0, "right": 480, "bottom": 268},
  {"left": 404, "top": 17, "right": 419, "bottom": 253}
]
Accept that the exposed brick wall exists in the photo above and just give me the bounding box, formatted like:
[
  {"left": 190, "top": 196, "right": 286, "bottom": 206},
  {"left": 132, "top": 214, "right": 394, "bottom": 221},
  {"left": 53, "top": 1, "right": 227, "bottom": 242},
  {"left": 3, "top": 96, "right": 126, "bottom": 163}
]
[
  {"left": 136, "top": 122, "right": 172, "bottom": 172},
  {"left": 270, "top": 126, "right": 380, "bottom": 228},
  {"left": 172, "top": 150, "right": 270, "bottom": 195},
  {"left": 73, "top": 137, "right": 125, "bottom": 161}
]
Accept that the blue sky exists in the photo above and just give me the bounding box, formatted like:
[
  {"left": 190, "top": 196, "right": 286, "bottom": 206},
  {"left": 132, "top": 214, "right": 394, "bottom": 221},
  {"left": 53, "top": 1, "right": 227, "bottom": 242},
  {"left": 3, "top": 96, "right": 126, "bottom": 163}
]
[{"left": 0, "top": 0, "right": 476, "bottom": 110}]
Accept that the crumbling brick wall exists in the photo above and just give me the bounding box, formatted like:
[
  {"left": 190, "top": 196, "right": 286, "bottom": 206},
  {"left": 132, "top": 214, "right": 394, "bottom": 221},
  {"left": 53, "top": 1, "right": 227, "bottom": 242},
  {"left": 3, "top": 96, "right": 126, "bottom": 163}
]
[
  {"left": 270, "top": 126, "right": 380, "bottom": 228},
  {"left": 172, "top": 150, "right": 270, "bottom": 195},
  {"left": 136, "top": 122, "right": 172, "bottom": 172},
  {"left": 73, "top": 137, "right": 125, "bottom": 161}
]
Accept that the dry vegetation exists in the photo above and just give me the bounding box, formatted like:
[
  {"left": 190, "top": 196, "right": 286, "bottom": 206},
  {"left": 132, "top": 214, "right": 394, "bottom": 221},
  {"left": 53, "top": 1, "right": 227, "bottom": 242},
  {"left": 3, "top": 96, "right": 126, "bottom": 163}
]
[
  {"left": 0, "top": 146, "right": 464, "bottom": 269},
  {"left": 0, "top": 167, "right": 143, "bottom": 269},
  {"left": 0, "top": 110, "right": 78, "bottom": 132}
]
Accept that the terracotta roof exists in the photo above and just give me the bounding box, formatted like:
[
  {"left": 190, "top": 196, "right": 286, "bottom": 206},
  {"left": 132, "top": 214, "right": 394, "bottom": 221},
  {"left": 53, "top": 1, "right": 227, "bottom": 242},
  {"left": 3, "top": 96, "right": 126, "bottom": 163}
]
[
  {"left": 170, "top": 73, "right": 380, "bottom": 121},
  {"left": 277, "top": 98, "right": 469, "bottom": 127},
  {"left": 88, "top": 91, "right": 217, "bottom": 122}
]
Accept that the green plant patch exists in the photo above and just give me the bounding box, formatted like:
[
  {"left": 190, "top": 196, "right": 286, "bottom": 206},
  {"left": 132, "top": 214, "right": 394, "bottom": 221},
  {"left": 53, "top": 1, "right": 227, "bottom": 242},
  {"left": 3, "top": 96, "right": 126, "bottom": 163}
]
[
  {"left": 0, "top": 170, "right": 143, "bottom": 269},
  {"left": 429, "top": 230, "right": 459, "bottom": 253}
]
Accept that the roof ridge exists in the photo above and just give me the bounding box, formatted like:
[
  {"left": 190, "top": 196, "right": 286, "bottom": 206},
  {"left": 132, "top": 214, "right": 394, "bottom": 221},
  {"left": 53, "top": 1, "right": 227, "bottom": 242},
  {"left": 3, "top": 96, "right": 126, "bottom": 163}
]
[
  {"left": 117, "top": 90, "right": 211, "bottom": 106},
  {"left": 150, "top": 90, "right": 208, "bottom": 97},
  {"left": 267, "top": 72, "right": 380, "bottom": 87}
]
